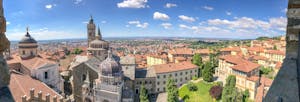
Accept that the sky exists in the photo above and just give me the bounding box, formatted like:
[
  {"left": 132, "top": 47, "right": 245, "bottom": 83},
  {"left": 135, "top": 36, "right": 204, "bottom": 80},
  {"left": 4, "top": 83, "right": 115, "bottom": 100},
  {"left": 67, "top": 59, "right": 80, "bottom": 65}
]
[{"left": 4, "top": 0, "right": 288, "bottom": 40}]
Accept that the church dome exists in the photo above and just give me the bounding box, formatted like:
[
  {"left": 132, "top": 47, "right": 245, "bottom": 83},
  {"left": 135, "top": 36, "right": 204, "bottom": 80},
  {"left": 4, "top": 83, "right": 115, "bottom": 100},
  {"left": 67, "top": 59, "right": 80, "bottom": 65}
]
[
  {"left": 19, "top": 32, "right": 37, "bottom": 44},
  {"left": 90, "top": 39, "right": 109, "bottom": 49},
  {"left": 99, "top": 51, "right": 121, "bottom": 76}
]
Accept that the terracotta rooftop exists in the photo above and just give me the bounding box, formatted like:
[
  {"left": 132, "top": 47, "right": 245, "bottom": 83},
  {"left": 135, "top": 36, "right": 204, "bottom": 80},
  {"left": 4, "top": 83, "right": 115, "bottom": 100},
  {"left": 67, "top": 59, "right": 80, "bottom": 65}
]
[
  {"left": 152, "top": 62, "right": 198, "bottom": 74},
  {"left": 7, "top": 55, "right": 56, "bottom": 70},
  {"left": 275, "top": 62, "right": 282, "bottom": 69},
  {"left": 255, "top": 77, "right": 273, "bottom": 102},
  {"left": 194, "top": 49, "right": 211, "bottom": 54},
  {"left": 220, "top": 47, "right": 241, "bottom": 52},
  {"left": 247, "top": 76, "right": 260, "bottom": 82},
  {"left": 9, "top": 72, "right": 62, "bottom": 102},
  {"left": 168, "top": 48, "right": 193, "bottom": 55},
  {"left": 220, "top": 55, "right": 260, "bottom": 73},
  {"left": 265, "top": 50, "right": 285, "bottom": 55},
  {"left": 247, "top": 47, "right": 265, "bottom": 52}
]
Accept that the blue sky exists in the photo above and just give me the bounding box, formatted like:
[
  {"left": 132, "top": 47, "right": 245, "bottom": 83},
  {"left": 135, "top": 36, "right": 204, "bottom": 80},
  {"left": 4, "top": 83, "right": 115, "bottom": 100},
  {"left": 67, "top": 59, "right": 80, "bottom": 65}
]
[{"left": 4, "top": 0, "right": 288, "bottom": 40}]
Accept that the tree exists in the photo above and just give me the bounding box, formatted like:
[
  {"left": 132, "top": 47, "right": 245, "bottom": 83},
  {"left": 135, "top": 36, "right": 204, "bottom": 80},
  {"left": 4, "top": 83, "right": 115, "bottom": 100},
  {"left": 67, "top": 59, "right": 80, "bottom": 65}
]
[
  {"left": 192, "top": 53, "right": 203, "bottom": 77},
  {"left": 139, "top": 83, "right": 149, "bottom": 102},
  {"left": 187, "top": 82, "right": 198, "bottom": 91},
  {"left": 192, "top": 53, "right": 202, "bottom": 66},
  {"left": 243, "top": 89, "right": 250, "bottom": 102},
  {"left": 209, "top": 85, "right": 223, "bottom": 100},
  {"left": 166, "top": 78, "right": 179, "bottom": 102},
  {"left": 72, "top": 48, "right": 83, "bottom": 55},
  {"left": 202, "top": 62, "right": 214, "bottom": 82},
  {"left": 222, "top": 75, "right": 238, "bottom": 102}
]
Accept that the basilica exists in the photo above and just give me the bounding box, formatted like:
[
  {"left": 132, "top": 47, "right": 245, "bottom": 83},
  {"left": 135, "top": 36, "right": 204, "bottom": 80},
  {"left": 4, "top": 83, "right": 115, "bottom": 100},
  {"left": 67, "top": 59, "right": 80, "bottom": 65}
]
[{"left": 69, "top": 16, "right": 135, "bottom": 102}]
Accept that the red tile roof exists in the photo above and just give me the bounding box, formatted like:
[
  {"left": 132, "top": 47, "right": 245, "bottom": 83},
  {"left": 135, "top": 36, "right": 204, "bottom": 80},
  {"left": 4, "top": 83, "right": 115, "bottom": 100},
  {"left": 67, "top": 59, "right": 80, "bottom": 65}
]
[
  {"left": 265, "top": 50, "right": 285, "bottom": 55},
  {"left": 168, "top": 48, "right": 193, "bottom": 55},
  {"left": 152, "top": 62, "right": 198, "bottom": 74},
  {"left": 220, "top": 55, "right": 260, "bottom": 73},
  {"left": 9, "top": 72, "right": 62, "bottom": 102}
]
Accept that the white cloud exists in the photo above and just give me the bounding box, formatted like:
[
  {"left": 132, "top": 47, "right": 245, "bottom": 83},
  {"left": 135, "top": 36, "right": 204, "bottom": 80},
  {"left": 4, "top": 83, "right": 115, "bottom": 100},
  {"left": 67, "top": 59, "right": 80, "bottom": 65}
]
[
  {"left": 6, "top": 22, "right": 10, "bottom": 25},
  {"left": 117, "top": 0, "right": 148, "bottom": 8},
  {"left": 203, "top": 6, "right": 214, "bottom": 11},
  {"left": 165, "top": 3, "right": 177, "bottom": 8},
  {"left": 281, "top": 8, "right": 287, "bottom": 13},
  {"left": 207, "top": 17, "right": 287, "bottom": 31},
  {"left": 161, "top": 23, "right": 172, "bottom": 29},
  {"left": 74, "top": 0, "right": 83, "bottom": 4},
  {"left": 45, "top": 4, "right": 53, "bottom": 9},
  {"left": 226, "top": 11, "right": 232, "bottom": 15},
  {"left": 128, "top": 20, "right": 149, "bottom": 28},
  {"left": 101, "top": 20, "right": 107, "bottom": 24},
  {"left": 178, "top": 15, "right": 195, "bottom": 22},
  {"left": 153, "top": 12, "right": 170, "bottom": 21},
  {"left": 177, "top": 16, "right": 287, "bottom": 38}
]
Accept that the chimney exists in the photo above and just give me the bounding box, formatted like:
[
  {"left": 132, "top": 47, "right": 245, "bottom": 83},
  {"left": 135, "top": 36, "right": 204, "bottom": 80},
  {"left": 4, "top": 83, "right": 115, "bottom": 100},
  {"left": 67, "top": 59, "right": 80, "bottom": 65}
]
[
  {"left": 30, "top": 88, "right": 35, "bottom": 99},
  {"left": 59, "top": 97, "right": 64, "bottom": 102},
  {"left": 38, "top": 91, "right": 43, "bottom": 102},
  {"left": 46, "top": 93, "right": 50, "bottom": 102},
  {"left": 22, "top": 95, "right": 27, "bottom": 102},
  {"left": 53, "top": 95, "right": 57, "bottom": 102}
]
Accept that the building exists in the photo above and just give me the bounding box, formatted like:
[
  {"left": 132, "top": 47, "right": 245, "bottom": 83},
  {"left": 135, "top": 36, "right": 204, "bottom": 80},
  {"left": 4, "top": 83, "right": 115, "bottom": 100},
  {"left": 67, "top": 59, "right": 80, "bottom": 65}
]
[
  {"left": 146, "top": 54, "right": 168, "bottom": 67},
  {"left": 216, "top": 55, "right": 260, "bottom": 99},
  {"left": 167, "top": 48, "right": 193, "bottom": 63},
  {"left": 7, "top": 28, "right": 63, "bottom": 93},
  {"left": 152, "top": 62, "right": 198, "bottom": 93}
]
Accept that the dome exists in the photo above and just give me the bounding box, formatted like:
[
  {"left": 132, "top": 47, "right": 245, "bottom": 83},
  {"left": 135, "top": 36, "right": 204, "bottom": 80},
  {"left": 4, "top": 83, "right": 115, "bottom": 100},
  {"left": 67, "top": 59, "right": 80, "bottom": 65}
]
[
  {"left": 19, "top": 31, "right": 37, "bottom": 44},
  {"left": 99, "top": 52, "right": 121, "bottom": 76}
]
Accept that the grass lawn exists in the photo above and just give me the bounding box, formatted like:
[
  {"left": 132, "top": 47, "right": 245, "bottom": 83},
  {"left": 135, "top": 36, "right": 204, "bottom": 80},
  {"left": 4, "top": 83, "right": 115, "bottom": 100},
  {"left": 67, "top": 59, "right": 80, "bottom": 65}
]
[{"left": 179, "top": 81, "right": 215, "bottom": 102}]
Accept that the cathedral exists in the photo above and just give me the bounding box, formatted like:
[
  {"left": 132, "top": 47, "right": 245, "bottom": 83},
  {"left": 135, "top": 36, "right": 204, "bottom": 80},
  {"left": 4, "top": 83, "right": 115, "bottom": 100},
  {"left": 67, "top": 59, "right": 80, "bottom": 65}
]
[{"left": 70, "top": 16, "right": 134, "bottom": 102}]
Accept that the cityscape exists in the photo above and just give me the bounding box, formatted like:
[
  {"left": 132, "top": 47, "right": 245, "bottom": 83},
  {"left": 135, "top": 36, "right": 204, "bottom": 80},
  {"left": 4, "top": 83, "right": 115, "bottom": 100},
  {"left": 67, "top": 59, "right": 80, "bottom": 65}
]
[{"left": 0, "top": 0, "right": 298, "bottom": 102}]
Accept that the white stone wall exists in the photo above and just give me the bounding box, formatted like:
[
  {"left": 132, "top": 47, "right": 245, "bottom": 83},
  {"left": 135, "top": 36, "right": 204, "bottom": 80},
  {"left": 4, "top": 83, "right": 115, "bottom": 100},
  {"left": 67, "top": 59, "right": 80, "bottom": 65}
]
[{"left": 33, "top": 64, "right": 63, "bottom": 92}]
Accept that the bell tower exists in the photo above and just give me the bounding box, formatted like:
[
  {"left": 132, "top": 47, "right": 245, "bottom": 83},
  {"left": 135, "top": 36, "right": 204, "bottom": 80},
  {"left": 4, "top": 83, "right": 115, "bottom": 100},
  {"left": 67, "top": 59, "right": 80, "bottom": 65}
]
[{"left": 87, "top": 15, "right": 96, "bottom": 46}]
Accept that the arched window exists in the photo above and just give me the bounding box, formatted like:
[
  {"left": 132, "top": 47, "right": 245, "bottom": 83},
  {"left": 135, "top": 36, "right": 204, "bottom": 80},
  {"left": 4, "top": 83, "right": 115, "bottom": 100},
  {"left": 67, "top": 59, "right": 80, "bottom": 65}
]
[
  {"left": 22, "top": 50, "right": 25, "bottom": 55},
  {"left": 82, "top": 74, "right": 86, "bottom": 81}
]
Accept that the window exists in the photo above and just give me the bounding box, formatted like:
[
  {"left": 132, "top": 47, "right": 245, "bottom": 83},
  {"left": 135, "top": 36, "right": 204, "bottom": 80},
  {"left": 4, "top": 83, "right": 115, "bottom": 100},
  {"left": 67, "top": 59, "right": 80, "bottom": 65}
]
[
  {"left": 163, "top": 87, "right": 165, "bottom": 91},
  {"left": 186, "top": 71, "right": 188, "bottom": 75},
  {"left": 180, "top": 72, "right": 182, "bottom": 75},
  {"left": 22, "top": 50, "right": 25, "bottom": 55},
  {"left": 30, "top": 51, "right": 33, "bottom": 56},
  {"left": 145, "top": 81, "right": 148, "bottom": 84},
  {"left": 157, "top": 75, "right": 160, "bottom": 79},
  {"left": 163, "top": 81, "right": 166, "bottom": 84},
  {"left": 136, "top": 89, "right": 139, "bottom": 94},
  {"left": 44, "top": 72, "right": 48, "bottom": 79},
  {"left": 169, "top": 74, "right": 172, "bottom": 77},
  {"left": 157, "top": 88, "right": 160, "bottom": 91},
  {"left": 163, "top": 75, "right": 166, "bottom": 78},
  {"left": 190, "top": 70, "right": 192, "bottom": 73},
  {"left": 157, "top": 82, "right": 160, "bottom": 85},
  {"left": 175, "top": 73, "right": 177, "bottom": 76},
  {"left": 82, "top": 74, "right": 86, "bottom": 81}
]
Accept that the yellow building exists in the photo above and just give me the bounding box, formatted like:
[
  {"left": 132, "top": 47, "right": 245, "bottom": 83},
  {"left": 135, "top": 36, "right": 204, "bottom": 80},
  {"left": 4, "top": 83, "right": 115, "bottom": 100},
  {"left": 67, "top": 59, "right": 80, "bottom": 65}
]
[{"left": 146, "top": 54, "right": 168, "bottom": 67}]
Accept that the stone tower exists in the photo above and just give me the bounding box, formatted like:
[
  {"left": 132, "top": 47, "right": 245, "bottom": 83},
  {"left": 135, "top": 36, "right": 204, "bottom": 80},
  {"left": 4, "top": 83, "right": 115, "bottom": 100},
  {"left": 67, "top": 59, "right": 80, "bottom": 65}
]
[
  {"left": 87, "top": 26, "right": 109, "bottom": 60},
  {"left": 0, "top": 0, "right": 13, "bottom": 101},
  {"left": 264, "top": 0, "right": 300, "bottom": 101},
  {"left": 87, "top": 15, "right": 96, "bottom": 46},
  {"left": 0, "top": 0, "right": 10, "bottom": 89}
]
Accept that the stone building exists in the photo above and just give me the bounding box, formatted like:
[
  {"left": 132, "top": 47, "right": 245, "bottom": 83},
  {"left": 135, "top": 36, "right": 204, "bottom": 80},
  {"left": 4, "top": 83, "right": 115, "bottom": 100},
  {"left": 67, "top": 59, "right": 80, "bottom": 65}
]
[
  {"left": 216, "top": 55, "right": 260, "bottom": 100},
  {"left": 7, "top": 28, "right": 63, "bottom": 92}
]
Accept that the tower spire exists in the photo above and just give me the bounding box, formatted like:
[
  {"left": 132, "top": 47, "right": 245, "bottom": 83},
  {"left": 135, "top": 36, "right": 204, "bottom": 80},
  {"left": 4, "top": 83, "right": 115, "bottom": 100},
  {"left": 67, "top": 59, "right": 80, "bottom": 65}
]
[
  {"left": 97, "top": 26, "right": 102, "bottom": 40},
  {"left": 26, "top": 26, "right": 30, "bottom": 36},
  {"left": 89, "top": 14, "right": 94, "bottom": 24}
]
